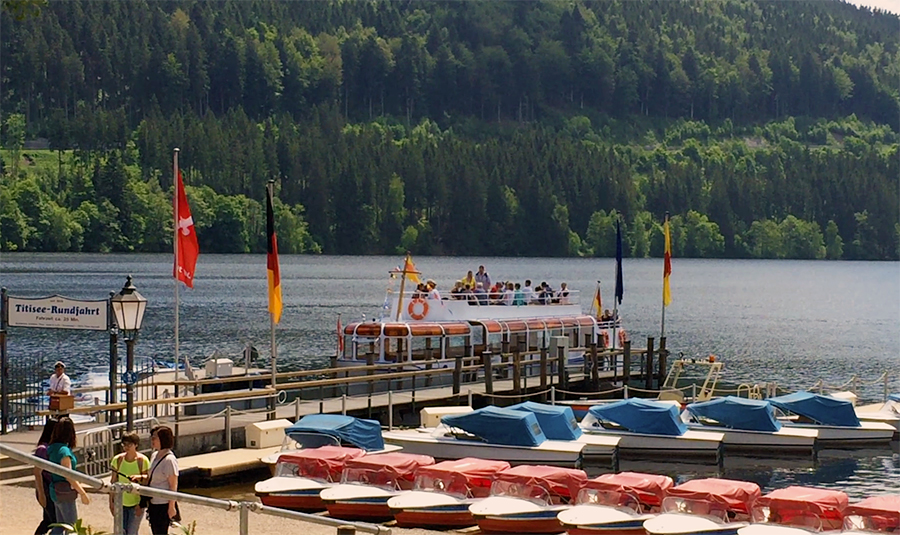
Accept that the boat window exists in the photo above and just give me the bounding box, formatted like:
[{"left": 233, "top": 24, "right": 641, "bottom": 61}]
[
  {"left": 413, "top": 473, "right": 469, "bottom": 498},
  {"left": 662, "top": 497, "right": 729, "bottom": 522},
  {"left": 576, "top": 489, "right": 642, "bottom": 513},
  {"left": 490, "top": 480, "right": 553, "bottom": 506},
  {"left": 341, "top": 468, "right": 402, "bottom": 491},
  {"left": 286, "top": 432, "right": 341, "bottom": 450}
]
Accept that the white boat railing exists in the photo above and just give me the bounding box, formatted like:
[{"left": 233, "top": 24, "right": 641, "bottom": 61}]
[{"left": 0, "top": 442, "right": 391, "bottom": 535}]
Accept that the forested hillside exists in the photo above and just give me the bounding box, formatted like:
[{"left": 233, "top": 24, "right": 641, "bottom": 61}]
[{"left": 1, "top": 0, "right": 898, "bottom": 259}]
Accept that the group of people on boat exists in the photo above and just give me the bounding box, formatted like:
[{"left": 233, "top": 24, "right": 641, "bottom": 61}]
[{"left": 412, "top": 265, "right": 571, "bottom": 307}]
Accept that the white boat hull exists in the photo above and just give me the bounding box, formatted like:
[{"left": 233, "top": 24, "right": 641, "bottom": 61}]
[
  {"left": 783, "top": 421, "right": 894, "bottom": 447},
  {"left": 581, "top": 426, "right": 723, "bottom": 461},
  {"left": 381, "top": 429, "right": 586, "bottom": 467},
  {"left": 687, "top": 424, "right": 818, "bottom": 455},
  {"left": 470, "top": 496, "right": 569, "bottom": 534},
  {"left": 320, "top": 483, "right": 399, "bottom": 521},
  {"left": 388, "top": 491, "right": 479, "bottom": 528},
  {"left": 644, "top": 513, "right": 748, "bottom": 535},
  {"left": 254, "top": 476, "right": 331, "bottom": 511},
  {"left": 558, "top": 504, "right": 654, "bottom": 535}
]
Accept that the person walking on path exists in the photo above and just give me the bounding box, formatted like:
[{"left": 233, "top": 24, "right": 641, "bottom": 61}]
[
  {"left": 33, "top": 419, "right": 58, "bottom": 535},
  {"left": 47, "top": 417, "right": 91, "bottom": 535},
  {"left": 47, "top": 362, "right": 70, "bottom": 396},
  {"left": 141, "top": 426, "right": 179, "bottom": 535},
  {"left": 109, "top": 432, "right": 149, "bottom": 535}
]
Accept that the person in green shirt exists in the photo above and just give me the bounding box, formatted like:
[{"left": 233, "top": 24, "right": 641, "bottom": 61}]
[{"left": 109, "top": 432, "right": 149, "bottom": 535}]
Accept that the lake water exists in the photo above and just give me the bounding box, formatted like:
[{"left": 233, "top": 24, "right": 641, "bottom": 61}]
[{"left": 1, "top": 253, "right": 898, "bottom": 498}]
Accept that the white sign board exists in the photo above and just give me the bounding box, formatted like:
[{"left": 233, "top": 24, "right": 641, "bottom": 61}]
[{"left": 8, "top": 295, "right": 108, "bottom": 331}]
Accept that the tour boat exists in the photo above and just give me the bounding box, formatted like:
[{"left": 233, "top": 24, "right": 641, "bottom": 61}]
[
  {"left": 468, "top": 464, "right": 588, "bottom": 534},
  {"left": 581, "top": 398, "right": 724, "bottom": 462},
  {"left": 737, "top": 485, "right": 848, "bottom": 534},
  {"left": 557, "top": 471, "right": 674, "bottom": 535},
  {"left": 387, "top": 457, "right": 511, "bottom": 529},
  {"left": 842, "top": 495, "right": 900, "bottom": 534},
  {"left": 768, "top": 392, "right": 896, "bottom": 446},
  {"left": 643, "top": 478, "right": 761, "bottom": 535},
  {"left": 254, "top": 446, "right": 364, "bottom": 511},
  {"left": 684, "top": 397, "right": 819, "bottom": 455},
  {"left": 506, "top": 401, "right": 620, "bottom": 464},
  {"left": 319, "top": 452, "right": 435, "bottom": 521},
  {"left": 381, "top": 405, "right": 588, "bottom": 467},
  {"left": 261, "top": 414, "right": 401, "bottom": 467}
]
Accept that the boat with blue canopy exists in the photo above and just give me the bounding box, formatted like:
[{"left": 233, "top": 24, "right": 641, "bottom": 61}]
[
  {"left": 581, "top": 398, "right": 723, "bottom": 462},
  {"left": 507, "top": 401, "right": 621, "bottom": 463},
  {"left": 262, "top": 414, "right": 401, "bottom": 467},
  {"left": 768, "top": 391, "right": 894, "bottom": 446},
  {"left": 684, "top": 397, "right": 818, "bottom": 455},
  {"left": 381, "top": 406, "right": 593, "bottom": 467}
]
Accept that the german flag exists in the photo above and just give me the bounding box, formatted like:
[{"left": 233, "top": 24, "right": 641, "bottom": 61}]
[{"left": 266, "top": 182, "right": 282, "bottom": 324}]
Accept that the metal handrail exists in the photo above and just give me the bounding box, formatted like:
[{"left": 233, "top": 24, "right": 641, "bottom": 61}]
[{"left": 0, "top": 443, "right": 390, "bottom": 535}]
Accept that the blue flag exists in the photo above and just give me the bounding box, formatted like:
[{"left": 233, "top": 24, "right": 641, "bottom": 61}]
[{"left": 615, "top": 219, "right": 624, "bottom": 305}]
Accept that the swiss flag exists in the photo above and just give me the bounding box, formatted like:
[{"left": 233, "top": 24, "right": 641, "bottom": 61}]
[{"left": 174, "top": 169, "right": 199, "bottom": 287}]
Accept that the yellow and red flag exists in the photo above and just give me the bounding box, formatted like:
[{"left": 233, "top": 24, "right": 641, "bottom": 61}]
[
  {"left": 403, "top": 254, "right": 421, "bottom": 284},
  {"left": 663, "top": 216, "right": 672, "bottom": 307},
  {"left": 266, "top": 183, "right": 282, "bottom": 323},
  {"left": 592, "top": 284, "right": 603, "bottom": 319}
]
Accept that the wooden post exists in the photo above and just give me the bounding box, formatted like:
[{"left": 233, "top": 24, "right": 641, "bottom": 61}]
[
  {"left": 452, "top": 355, "right": 463, "bottom": 395},
  {"left": 424, "top": 338, "right": 433, "bottom": 387},
  {"left": 623, "top": 341, "right": 631, "bottom": 385},
  {"left": 590, "top": 342, "right": 599, "bottom": 390},
  {"left": 464, "top": 344, "right": 473, "bottom": 382},
  {"left": 557, "top": 346, "right": 566, "bottom": 389},
  {"left": 658, "top": 336, "right": 667, "bottom": 387},
  {"left": 482, "top": 350, "right": 494, "bottom": 394},
  {"left": 329, "top": 355, "right": 338, "bottom": 398},
  {"left": 540, "top": 346, "right": 548, "bottom": 389},
  {"left": 512, "top": 349, "right": 522, "bottom": 394},
  {"left": 645, "top": 337, "right": 655, "bottom": 390},
  {"left": 366, "top": 352, "right": 375, "bottom": 395},
  {"left": 337, "top": 526, "right": 356, "bottom": 535}
]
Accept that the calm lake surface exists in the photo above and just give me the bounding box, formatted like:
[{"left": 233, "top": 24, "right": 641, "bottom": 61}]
[{"left": 1, "top": 253, "right": 898, "bottom": 497}]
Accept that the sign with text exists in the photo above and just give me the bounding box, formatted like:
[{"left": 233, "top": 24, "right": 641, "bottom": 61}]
[{"left": 8, "top": 295, "right": 108, "bottom": 331}]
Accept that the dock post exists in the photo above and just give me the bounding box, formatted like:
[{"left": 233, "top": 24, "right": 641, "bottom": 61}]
[
  {"left": 112, "top": 484, "right": 124, "bottom": 535},
  {"left": 225, "top": 405, "right": 232, "bottom": 450},
  {"left": 482, "top": 351, "right": 494, "bottom": 394},
  {"left": 425, "top": 338, "right": 433, "bottom": 387},
  {"left": 557, "top": 346, "right": 566, "bottom": 389},
  {"left": 540, "top": 346, "right": 548, "bottom": 389},
  {"left": 624, "top": 384, "right": 630, "bottom": 399},
  {"left": 367, "top": 393, "right": 372, "bottom": 419},
  {"left": 336, "top": 526, "right": 356, "bottom": 535},
  {"left": 468, "top": 389, "right": 473, "bottom": 408},
  {"left": 645, "top": 337, "right": 655, "bottom": 390},
  {"left": 296, "top": 397, "right": 302, "bottom": 420},
  {"left": 658, "top": 337, "right": 667, "bottom": 388},
  {"left": 239, "top": 502, "right": 250, "bottom": 535},
  {"left": 623, "top": 341, "right": 631, "bottom": 385},
  {"left": 590, "top": 342, "right": 599, "bottom": 390},
  {"left": 452, "top": 355, "right": 463, "bottom": 395},
  {"left": 341, "top": 394, "right": 347, "bottom": 415},
  {"left": 366, "top": 353, "right": 375, "bottom": 395},
  {"left": 512, "top": 349, "right": 521, "bottom": 394},
  {"left": 388, "top": 391, "right": 393, "bottom": 431},
  {"left": 551, "top": 386, "right": 556, "bottom": 405}
]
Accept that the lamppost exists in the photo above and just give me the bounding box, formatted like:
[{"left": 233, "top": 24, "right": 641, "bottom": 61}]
[{"left": 111, "top": 276, "right": 147, "bottom": 431}]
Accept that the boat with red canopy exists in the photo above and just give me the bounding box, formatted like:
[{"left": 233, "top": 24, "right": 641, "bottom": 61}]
[
  {"left": 468, "top": 464, "right": 588, "bottom": 534},
  {"left": 558, "top": 472, "right": 675, "bottom": 535},
  {"left": 254, "top": 446, "right": 364, "bottom": 511},
  {"left": 387, "top": 457, "right": 511, "bottom": 529},
  {"left": 740, "top": 486, "right": 848, "bottom": 533},
  {"left": 843, "top": 495, "right": 900, "bottom": 534},
  {"left": 319, "top": 452, "right": 435, "bottom": 521},
  {"left": 643, "top": 478, "right": 761, "bottom": 535}
]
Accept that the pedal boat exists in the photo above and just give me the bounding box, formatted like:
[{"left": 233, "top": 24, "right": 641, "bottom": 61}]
[
  {"left": 684, "top": 397, "right": 818, "bottom": 456},
  {"left": 581, "top": 399, "right": 724, "bottom": 462},
  {"left": 737, "top": 485, "right": 848, "bottom": 535},
  {"left": 558, "top": 471, "right": 674, "bottom": 535},
  {"left": 508, "top": 401, "right": 621, "bottom": 467},
  {"left": 842, "top": 494, "right": 900, "bottom": 534},
  {"left": 254, "top": 446, "right": 363, "bottom": 511},
  {"left": 642, "top": 478, "right": 761, "bottom": 535},
  {"left": 833, "top": 391, "right": 900, "bottom": 440},
  {"left": 387, "top": 457, "right": 510, "bottom": 529},
  {"left": 382, "top": 405, "right": 587, "bottom": 467},
  {"left": 768, "top": 392, "right": 895, "bottom": 447},
  {"left": 319, "top": 452, "right": 434, "bottom": 521},
  {"left": 468, "top": 464, "right": 587, "bottom": 534}
]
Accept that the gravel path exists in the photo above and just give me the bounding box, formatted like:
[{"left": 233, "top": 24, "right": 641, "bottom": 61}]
[{"left": 0, "top": 485, "right": 452, "bottom": 535}]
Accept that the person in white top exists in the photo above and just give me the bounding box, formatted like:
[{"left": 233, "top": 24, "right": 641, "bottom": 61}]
[
  {"left": 502, "top": 282, "right": 515, "bottom": 305},
  {"left": 426, "top": 279, "right": 442, "bottom": 301},
  {"left": 556, "top": 282, "right": 570, "bottom": 304},
  {"left": 522, "top": 279, "right": 537, "bottom": 304},
  {"left": 48, "top": 361, "right": 71, "bottom": 396}
]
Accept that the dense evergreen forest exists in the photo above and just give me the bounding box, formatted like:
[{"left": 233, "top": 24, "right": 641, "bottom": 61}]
[{"left": 1, "top": 0, "right": 898, "bottom": 259}]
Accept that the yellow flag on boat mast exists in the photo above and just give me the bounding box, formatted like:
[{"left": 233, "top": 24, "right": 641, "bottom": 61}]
[{"left": 402, "top": 254, "right": 421, "bottom": 284}]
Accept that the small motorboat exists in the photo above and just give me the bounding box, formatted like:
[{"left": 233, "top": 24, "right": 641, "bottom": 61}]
[
  {"left": 382, "top": 406, "right": 587, "bottom": 467},
  {"left": 768, "top": 392, "right": 896, "bottom": 447},
  {"left": 833, "top": 391, "right": 900, "bottom": 440},
  {"left": 319, "top": 452, "right": 435, "bottom": 521},
  {"left": 558, "top": 471, "right": 674, "bottom": 535},
  {"left": 261, "top": 413, "right": 401, "bottom": 468},
  {"left": 254, "top": 446, "right": 364, "bottom": 511},
  {"left": 507, "top": 401, "right": 621, "bottom": 466},
  {"left": 842, "top": 494, "right": 900, "bottom": 533},
  {"left": 739, "top": 485, "right": 848, "bottom": 534},
  {"left": 684, "top": 397, "right": 818, "bottom": 455},
  {"left": 643, "top": 478, "right": 761, "bottom": 535},
  {"left": 468, "top": 464, "right": 587, "bottom": 534},
  {"left": 387, "top": 457, "right": 510, "bottom": 529},
  {"left": 581, "top": 398, "right": 724, "bottom": 462}
]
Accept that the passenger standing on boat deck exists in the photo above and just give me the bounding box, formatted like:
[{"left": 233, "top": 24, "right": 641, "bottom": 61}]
[
  {"left": 523, "top": 280, "right": 536, "bottom": 304},
  {"left": 462, "top": 270, "right": 477, "bottom": 290},
  {"left": 109, "top": 432, "right": 149, "bottom": 535},
  {"left": 556, "top": 282, "right": 570, "bottom": 304},
  {"left": 502, "top": 282, "right": 515, "bottom": 305},
  {"left": 475, "top": 265, "right": 491, "bottom": 291},
  {"left": 426, "top": 279, "right": 442, "bottom": 301},
  {"left": 513, "top": 283, "right": 525, "bottom": 306},
  {"left": 48, "top": 362, "right": 71, "bottom": 396}
]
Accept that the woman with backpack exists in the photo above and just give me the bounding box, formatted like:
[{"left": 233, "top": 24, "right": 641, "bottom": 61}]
[{"left": 109, "top": 432, "right": 149, "bottom": 535}]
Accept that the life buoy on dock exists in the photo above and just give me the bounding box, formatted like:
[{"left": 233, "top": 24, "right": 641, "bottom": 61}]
[
  {"left": 407, "top": 298, "right": 429, "bottom": 320},
  {"left": 618, "top": 329, "right": 629, "bottom": 346},
  {"left": 599, "top": 331, "right": 610, "bottom": 349}
]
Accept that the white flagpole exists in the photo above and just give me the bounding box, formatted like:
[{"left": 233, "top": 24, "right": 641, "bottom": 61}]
[{"left": 173, "top": 148, "right": 180, "bottom": 382}]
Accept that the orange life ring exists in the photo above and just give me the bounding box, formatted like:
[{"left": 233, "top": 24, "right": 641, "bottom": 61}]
[
  {"left": 599, "top": 331, "right": 610, "bottom": 349},
  {"left": 407, "top": 298, "right": 429, "bottom": 320},
  {"left": 618, "top": 329, "right": 629, "bottom": 346}
]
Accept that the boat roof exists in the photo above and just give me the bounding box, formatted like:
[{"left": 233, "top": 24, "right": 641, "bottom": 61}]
[
  {"left": 687, "top": 396, "right": 781, "bottom": 432},
  {"left": 758, "top": 486, "right": 848, "bottom": 522},
  {"left": 414, "top": 458, "right": 510, "bottom": 494},
  {"left": 667, "top": 478, "right": 761, "bottom": 514},
  {"left": 278, "top": 446, "right": 365, "bottom": 481},
  {"left": 344, "top": 452, "right": 435, "bottom": 482},
  {"left": 286, "top": 414, "right": 385, "bottom": 451},
  {"left": 889, "top": 393, "right": 899, "bottom": 403},
  {"left": 583, "top": 472, "right": 675, "bottom": 507},
  {"left": 588, "top": 398, "right": 688, "bottom": 436},
  {"left": 846, "top": 495, "right": 900, "bottom": 528},
  {"left": 441, "top": 406, "right": 548, "bottom": 447},
  {"left": 508, "top": 401, "right": 583, "bottom": 441},
  {"left": 344, "top": 315, "right": 599, "bottom": 337},
  {"left": 768, "top": 392, "right": 860, "bottom": 427},
  {"left": 496, "top": 465, "right": 588, "bottom": 500}
]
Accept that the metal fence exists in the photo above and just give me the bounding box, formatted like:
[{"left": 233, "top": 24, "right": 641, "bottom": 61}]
[{"left": 76, "top": 417, "right": 159, "bottom": 477}]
